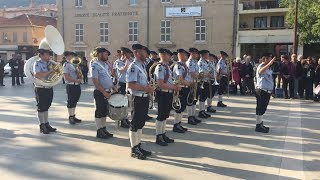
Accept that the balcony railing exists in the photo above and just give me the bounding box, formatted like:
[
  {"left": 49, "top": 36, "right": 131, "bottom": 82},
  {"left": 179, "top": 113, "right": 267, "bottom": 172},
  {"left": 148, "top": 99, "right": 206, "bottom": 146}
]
[
  {"left": 242, "top": 0, "right": 281, "bottom": 10},
  {"left": 239, "top": 26, "right": 291, "bottom": 31}
]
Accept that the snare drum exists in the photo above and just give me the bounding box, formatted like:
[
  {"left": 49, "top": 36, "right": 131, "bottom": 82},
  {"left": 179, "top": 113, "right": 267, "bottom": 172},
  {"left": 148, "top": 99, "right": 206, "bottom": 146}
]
[{"left": 108, "top": 94, "right": 128, "bottom": 120}]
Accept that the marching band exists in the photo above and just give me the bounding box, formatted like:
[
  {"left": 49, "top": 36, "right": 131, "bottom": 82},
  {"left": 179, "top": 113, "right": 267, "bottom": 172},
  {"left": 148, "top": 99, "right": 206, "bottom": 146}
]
[{"left": 25, "top": 26, "right": 276, "bottom": 161}]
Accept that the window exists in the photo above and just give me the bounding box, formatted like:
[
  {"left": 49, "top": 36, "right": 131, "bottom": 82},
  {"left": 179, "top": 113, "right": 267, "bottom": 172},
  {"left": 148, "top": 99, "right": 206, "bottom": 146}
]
[
  {"left": 100, "top": 23, "right": 109, "bottom": 43},
  {"left": 195, "top": 19, "right": 206, "bottom": 41},
  {"left": 129, "top": 0, "right": 137, "bottom": 5},
  {"left": 100, "top": 0, "right": 108, "bottom": 6},
  {"left": 23, "top": 32, "right": 27, "bottom": 42},
  {"left": 254, "top": 17, "right": 267, "bottom": 28},
  {"left": 161, "top": 0, "right": 170, "bottom": 3},
  {"left": 160, "top": 20, "right": 171, "bottom": 42},
  {"left": 270, "top": 16, "right": 284, "bottom": 28},
  {"left": 128, "top": 21, "right": 138, "bottom": 42},
  {"left": 13, "top": 32, "right": 17, "bottom": 42},
  {"left": 75, "top": 23, "right": 84, "bottom": 43},
  {"left": 75, "top": 0, "right": 82, "bottom": 7}
]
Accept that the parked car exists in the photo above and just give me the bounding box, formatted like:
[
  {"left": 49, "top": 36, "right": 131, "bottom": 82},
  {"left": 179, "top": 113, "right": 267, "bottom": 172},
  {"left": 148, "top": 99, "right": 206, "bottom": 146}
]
[{"left": 4, "top": 63, "right": 11, "bottom": 76}]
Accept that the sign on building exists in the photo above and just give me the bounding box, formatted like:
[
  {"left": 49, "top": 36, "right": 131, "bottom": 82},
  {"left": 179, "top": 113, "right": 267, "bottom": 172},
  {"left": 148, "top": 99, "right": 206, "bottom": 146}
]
[{"left": 165, "top": 6, "right": 202, "bottom": 17}]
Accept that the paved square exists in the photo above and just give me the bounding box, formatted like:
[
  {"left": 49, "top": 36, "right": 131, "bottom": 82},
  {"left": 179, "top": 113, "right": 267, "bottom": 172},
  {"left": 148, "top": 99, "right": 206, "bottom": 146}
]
[{"left": 0, "top": 77, "right": 319, "bottom": 180}]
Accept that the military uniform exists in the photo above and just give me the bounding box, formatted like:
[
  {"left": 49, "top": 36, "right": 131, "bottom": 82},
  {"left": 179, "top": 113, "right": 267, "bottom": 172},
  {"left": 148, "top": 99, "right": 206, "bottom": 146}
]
[
  {"left": 154, "top": 48, "right": 175, "bottom": 146},
  {"left": 186, "top": 50, "right": 202, "bottom": 125},
  {"left": 91, "top": 48, "right": 114, "bottom": 139},
  {"left": 63, "top": 51, "right": 82, "bottom": 125},
  {"left": 114, "top": 47, "right": 133, "bottom": 128},
  {"left": 255, "top": 55, "right": 274, "bottom": 133},
  {"left": 172, "top": 52, "right": 190, "bottom": 133},
  {"left": 216, "top": 51, "right": 229, "bottom": 107},
  {"left": 126, "top": 44, "right": 152, "bottom": 160},
  {"left": 33, "top": 58, "right": 56, "bottom": 134}
]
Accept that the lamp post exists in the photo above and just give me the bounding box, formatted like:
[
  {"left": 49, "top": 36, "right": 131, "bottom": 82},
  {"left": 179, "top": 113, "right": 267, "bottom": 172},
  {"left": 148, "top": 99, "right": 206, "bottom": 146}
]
[{"left": 293, "top": 0, "right": 299, "bottom": 54}]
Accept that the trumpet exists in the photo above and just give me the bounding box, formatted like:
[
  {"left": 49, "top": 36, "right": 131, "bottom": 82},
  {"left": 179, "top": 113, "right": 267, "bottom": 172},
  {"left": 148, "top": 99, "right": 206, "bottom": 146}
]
[
  {"left": 47, "top": 62, "right": 63, "bottom": 83},
  {"left": 187, "top": 72, "right": 201, "bottom": 105},
  {"left": 71, "top": 56, "right": 83, "bottom": 80},
  {"left": 172, "top": 78, "right": 181, "bottom": 111}
]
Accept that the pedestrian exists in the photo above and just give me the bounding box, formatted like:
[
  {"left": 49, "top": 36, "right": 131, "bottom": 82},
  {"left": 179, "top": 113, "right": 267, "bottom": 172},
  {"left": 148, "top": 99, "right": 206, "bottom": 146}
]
[
  {"left": 280, "top": 55, "right": 295, "bottom": 99},
  {"left": 242, "top": 56, "right": 255, "bottom": 95},
  {"left": 255, "top": 53, "right": 276, "bottom": 133},
  {"left": 0, "top": 55, "right": 5, "bottom": 86},
  {"left": 296, "top": 55, "right": 304, "bottom": 98},
  {"left": 8, "top": 54, "right": 20, "bottom": 86},
  {"left": 17, "top": 54, "right": 25, "bottom": 84},
  {"left": 301, "top": 57, "right": 315, "bottom": 100},
  {"left": 232, "top": 57, "right": 244, "bottom": 95},
  {"left": 314, "top": 58, "right": 320, "bottom": 102},
  {"left": 81, "top": 56, "right": 89, "bottom": 84}
]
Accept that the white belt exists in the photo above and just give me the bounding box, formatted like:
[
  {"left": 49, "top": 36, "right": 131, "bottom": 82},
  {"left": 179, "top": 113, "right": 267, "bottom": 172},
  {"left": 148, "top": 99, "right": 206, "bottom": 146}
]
[
  {"left": 133, "top": 93, "right": 149, "bottom": 97},
  {"left": 35, "top": 85, "right": 52, "bottom": 89},
  {"left": 67, "top": 82, "right": 80, "bottom": 85},
  {"left": 160, "top": 89, "right": 173, "bottom": 93}
]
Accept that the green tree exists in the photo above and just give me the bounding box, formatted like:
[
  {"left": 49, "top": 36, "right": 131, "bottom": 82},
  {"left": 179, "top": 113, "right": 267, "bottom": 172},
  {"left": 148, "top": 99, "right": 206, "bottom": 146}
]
[{"left": 281, "top": 0, "right": 320, "bottom": 44}]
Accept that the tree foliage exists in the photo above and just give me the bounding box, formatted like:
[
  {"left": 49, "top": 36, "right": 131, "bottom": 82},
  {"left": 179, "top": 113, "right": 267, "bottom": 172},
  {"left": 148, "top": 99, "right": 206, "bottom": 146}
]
[{"left": 281, "top": 0, "right": 320, "bottom": 44}]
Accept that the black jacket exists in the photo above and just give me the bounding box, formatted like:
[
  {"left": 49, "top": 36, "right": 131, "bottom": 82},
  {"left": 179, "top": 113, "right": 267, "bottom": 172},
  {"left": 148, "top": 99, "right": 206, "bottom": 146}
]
[
  {"left": 0, "top": 59, "right": 5, "bottom": 74},
  {"left": 302, "top": 63, "right": 315, "bottom": 79},
  {"left": 315, "top": 65, "right": 320, "bottom": 84},
  {"left": 242, "top": 63, "right": 254, "bottom": 78},
  {"left": 295, "top": 61, "right": 303, "bottom": 78}
]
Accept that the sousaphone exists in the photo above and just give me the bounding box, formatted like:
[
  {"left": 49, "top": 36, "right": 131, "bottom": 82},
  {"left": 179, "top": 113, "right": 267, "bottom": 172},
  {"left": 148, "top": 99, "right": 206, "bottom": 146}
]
[{"left": 24, "top": 25, "right": 65, "bottom": 87}]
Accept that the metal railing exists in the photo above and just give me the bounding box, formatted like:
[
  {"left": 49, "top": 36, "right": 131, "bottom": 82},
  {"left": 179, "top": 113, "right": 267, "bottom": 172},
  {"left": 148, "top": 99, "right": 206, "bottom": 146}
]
[{"left": 242, "top": 0, "right": 282, "bottom": 10}]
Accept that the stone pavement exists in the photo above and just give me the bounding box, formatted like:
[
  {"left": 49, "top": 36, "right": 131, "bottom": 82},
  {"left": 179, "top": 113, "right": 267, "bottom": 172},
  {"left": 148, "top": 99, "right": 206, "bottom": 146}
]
[{"left": 0, "top": 77, "right": 319, "bottom": 180}]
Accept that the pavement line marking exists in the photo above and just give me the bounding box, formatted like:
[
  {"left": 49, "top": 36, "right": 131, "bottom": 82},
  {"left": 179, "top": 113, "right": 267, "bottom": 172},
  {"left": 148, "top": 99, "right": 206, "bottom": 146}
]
[{"left": 279, "top": 100, "right": 304, "bottom": 180}]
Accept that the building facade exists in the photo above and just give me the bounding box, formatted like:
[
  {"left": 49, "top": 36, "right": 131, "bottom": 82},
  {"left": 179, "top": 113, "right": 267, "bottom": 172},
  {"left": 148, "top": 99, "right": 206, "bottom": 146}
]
[
  {"left": 0, "top": 14, "right": 57, "bottom": 61},
  {"left": 235, "top": 0, "right": 303, "bottom": 60},
  {"left": 57, "top": 0, "right": 235, "bottom": 59}
]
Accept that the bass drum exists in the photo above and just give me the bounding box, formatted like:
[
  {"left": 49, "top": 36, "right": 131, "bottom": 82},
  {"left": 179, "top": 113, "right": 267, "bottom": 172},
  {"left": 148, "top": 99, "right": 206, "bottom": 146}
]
[{"left": 108, "top": 93, "right": 128, "bottom": 120}]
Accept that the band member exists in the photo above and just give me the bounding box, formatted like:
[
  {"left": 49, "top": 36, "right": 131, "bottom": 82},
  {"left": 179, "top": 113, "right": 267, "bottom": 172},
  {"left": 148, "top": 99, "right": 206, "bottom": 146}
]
[
  {"left": 198, "top": 50, "right": 216, "bottom": 118},
  {"left": 33, "top": 48, "right": 57, "bottom": 134},
  {"left": 154, "top": 48, "right": 181, "bottom": 146},
  {"left": 63, "top": 51, "right": 82, "bottom": 124},
  {"left": 172, "top": 49, "right": 192, "bottom": 133},
  {"left": 126, "top": 44, "right": 153, "bottom": 160},
  {"left": 255, "top": 54, "right": 276, "bottom": 133},
  {"left": 186, "top": 48, "right": 202, "bottom": 125},
  {"left": 114, "top": 47, "right": 133, "bottom": 128},
  {"left": 91, "top": 47, "right": 114, "bottom": 139},
  {"left": 216, "top": 51, "right": 229, "bottom": 107},
  {"left": 207, "top": 54, "right": 218, "bottom": 109}
]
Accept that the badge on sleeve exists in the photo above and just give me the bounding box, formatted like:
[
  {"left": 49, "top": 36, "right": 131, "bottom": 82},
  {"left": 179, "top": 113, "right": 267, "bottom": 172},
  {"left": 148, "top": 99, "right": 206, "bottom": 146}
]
[{"left": 131, "top": 67, "right": 135, "bottom": 72}]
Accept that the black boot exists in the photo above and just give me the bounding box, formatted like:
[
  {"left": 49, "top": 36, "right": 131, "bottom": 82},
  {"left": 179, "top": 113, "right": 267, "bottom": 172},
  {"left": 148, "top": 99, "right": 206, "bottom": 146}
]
[
  {"left": 96, "top": 128, "right": 109, "bottom": 139},
  {"left": 73, "top": 115, "right": 82, "bottom": 123},
  {"left": 102, "top": 127, "right": 113, "bottom": 137},
  {"left": 68, "top": 116, "right": 76, "bottom": 125},
  {"left": 120, "top": 119, "right": 130, "bottom": 128},
  {"left": 146, "top": 115, "right": 153, "bottom": 121},
  {"left": 198, "top": 111, "right": 209, "bottom": 119},
  {"left": 162, "top": 133, "right": 174, "bottom": 143},
  {"left": 188, "top": 116, "right": 198, "bottom": 125},
  {"left": 156, "top": 134, "right": 168, "bottom": 146},
  {"left": 207, "top": 106, "right": 217, "bottom": 113},
  {"left": 131, "top": 145, "right": 147, "bottom": 160},
  {"left": 178, "top": 122, "right": 188, "bottom": 131},
  {"left": 217, "top": 101, "right": 227, "bottom": 107},
  {"left": 203, "top": 111, "right": 211, "bottom": 118},
  {"left": 194, "top": 116, "right": 202, "bottom": 123},
  {"left": 173, "top": 123, "right": 185, "bottom": 133},
  {"left": 39, "top": 123, "right": 50, "bottom": 134},
  {"left": 45, "top": 122, "right": 57, "bottom": 132},
  {"left": 138, "top": 143, "right": 152, "bottom": 156},
  {"left": 255, "top": 122, "right": 270, "bottom": 133}
]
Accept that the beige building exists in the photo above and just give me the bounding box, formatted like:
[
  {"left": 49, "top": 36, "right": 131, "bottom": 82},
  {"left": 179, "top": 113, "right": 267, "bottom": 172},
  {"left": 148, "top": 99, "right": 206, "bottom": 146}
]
[
  {"left": 57, "top": 0, "right": 236, "bottom": 59},
  {"left": 235, "top": 0, "right": 303, "bottom": 60},
  {"left": 0, "top": 14, "right": 57, "bottom": 61}
]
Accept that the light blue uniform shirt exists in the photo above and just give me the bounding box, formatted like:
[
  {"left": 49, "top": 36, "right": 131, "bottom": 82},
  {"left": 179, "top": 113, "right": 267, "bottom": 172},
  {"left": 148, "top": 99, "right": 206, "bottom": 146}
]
[
  {"left": 63, "top": 61, "right": 78, "bottom": 83},
  {"left": 217, "top": 58, "right": 228, "bottom": 75},
  {"left": 33, "top": 59, "right": 50, "bottom": 81},
  {"left": 91, "top": 60, "right": 114, "bottom": 90},
  {"left": 126, "top": 59, "right": 149, "bottom": 95},
  {"left": 256, "top": 64, "right": 274, "bottom": 91},
  {"left": 173, "top": 62, "right": 192, "bottom": 83},
  {"left": 154, "top": 62, "right": 173, "bottom": 85},
  {"left": 198, "top": 58, "right": 210, "bottom": 81},
  {"left": 208, "top": 60, "right": 217, "bottom": 80},
  {"left": 186, "top": 58, "right": 199, "bottom": 81}
]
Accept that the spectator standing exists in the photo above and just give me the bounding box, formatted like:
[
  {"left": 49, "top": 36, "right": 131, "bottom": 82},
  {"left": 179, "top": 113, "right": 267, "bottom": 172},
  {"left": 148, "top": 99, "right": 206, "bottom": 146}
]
[
  {"left": 314, "top": 58, "right": 320, "bottom": 102},
  {"left": 17, "top": 54, "right": 25, "bottom": 84},
  {"left": 301, "top": 57, "right": 315, "bottom": 100},
  {"left": 280, "top": 55, "right": 295, "bottom": 99},
  {"left": 81, "top": 57, "right": 89, "bottom": 84},
  {"left": 242, "top": 56, "right": 255, "bottom": 95},
  {"left": 8, "top": 54, "right": 20, "bottom": 86},
  {"left": 0, "top": 55, "right": 5, "bottom": 86}
]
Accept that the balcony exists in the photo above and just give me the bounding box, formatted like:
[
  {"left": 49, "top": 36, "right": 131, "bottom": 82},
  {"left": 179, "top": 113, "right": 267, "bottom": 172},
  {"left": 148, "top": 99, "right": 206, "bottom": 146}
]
[{"left": 239, "top": 1, "right": 289, "bottom": 14}]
